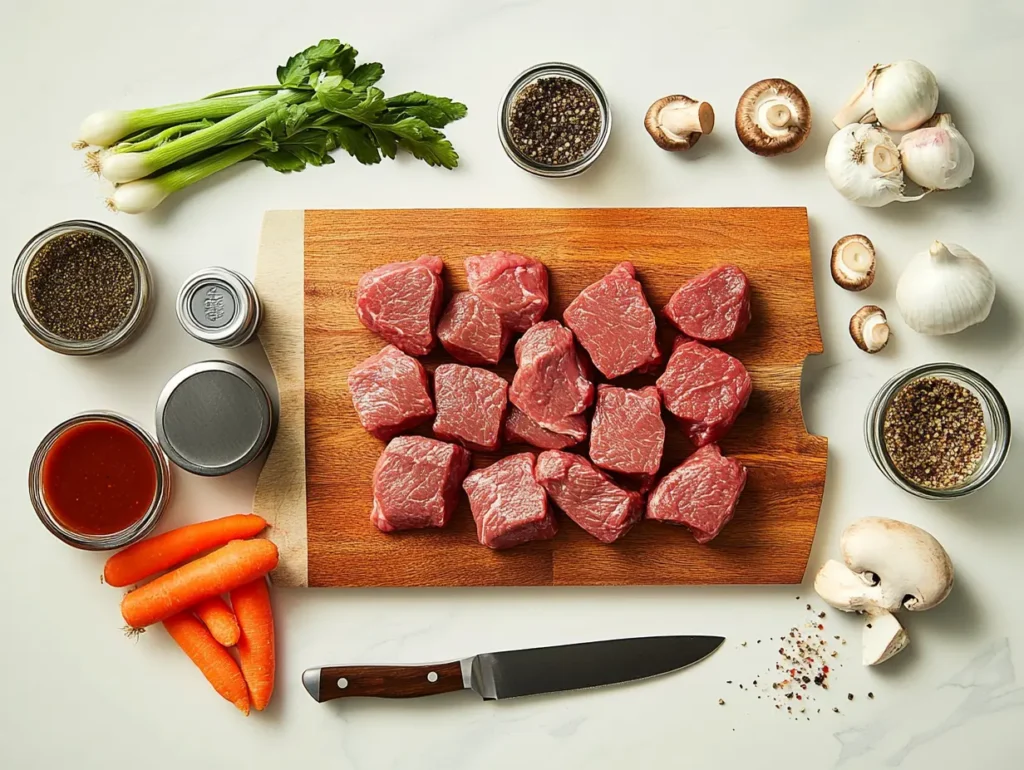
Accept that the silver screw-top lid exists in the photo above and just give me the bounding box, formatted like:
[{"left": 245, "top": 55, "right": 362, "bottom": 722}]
[
  {"left": 176, "top": 267, "right": 261, "bottom": 347},
  {"left": 156, "top": 361, "right": 275, "bottom": 476}
]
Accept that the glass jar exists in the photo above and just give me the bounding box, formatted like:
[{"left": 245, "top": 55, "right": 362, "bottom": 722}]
[
  {"left": 12, "top": 220, "right": 152, "bottom": 355},
  {"left": 864, "top": 363, "right": 1011, "bottom": 499},
  {"left": 498, "top": 62, "right": 612, "bottom": 178},
  {"left": 29, "top": 412, "right": 171, "bottom": 549}
]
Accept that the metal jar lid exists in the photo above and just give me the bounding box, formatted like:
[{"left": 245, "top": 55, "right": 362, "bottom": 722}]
[
  {"left": 177, "top": 267, "right": 262, "bottom": 347},
  {"left": 156, "top": 361, "right": 275, "bottom": 476}
]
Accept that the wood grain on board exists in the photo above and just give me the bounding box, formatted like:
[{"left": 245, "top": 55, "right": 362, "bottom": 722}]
[{"left": 260, "top": 207, "right": 827, "bottom": 587}]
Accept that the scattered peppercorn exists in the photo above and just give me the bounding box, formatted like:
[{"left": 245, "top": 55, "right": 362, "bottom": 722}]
[
  {"left": 509, "top": 77, "right": 602, "bottom": 166},
  {"left": 718, "top": 698, "right": 725, "bottom": 705},
  {"left": 848, "top": 693, "right": 854, "bottom": 701},
  {"left": 833, "top": 707, "right": 840, "bottom": 714},
  {"left": 883, "top": 377, "right": 986, "bottom": 489},
  {"left": 26, "top": 231, "right": 135, "bottom": 341}
]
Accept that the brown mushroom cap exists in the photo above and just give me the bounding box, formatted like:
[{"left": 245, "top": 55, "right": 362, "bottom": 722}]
[
  {"left": 850, "top": 305, "right": 890, "bottom": 353},
  {"left": 645, "top": 95, "right": 715, "bottom": 151},
  {"left": 831, "top": 234, "right": 877, "bottom": 291},
  {"left": 735, "top": 79, "right": 811, "bottom": 156}
]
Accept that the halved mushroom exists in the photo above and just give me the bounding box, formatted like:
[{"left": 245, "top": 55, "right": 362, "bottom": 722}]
[
  {"left": 645, "top": 96, "right": 715, "bottom": 151},
  {"left": 735, "top": 79, "right": 811, "bottom": 156},
  {"left": 814, "top": 517, "right": 954, "bottom": 665},
  {"left": 831, "top": 234, "right": 876, "bottom": 290},
  {"left": 850, "top": 305, "right": 889, "bottom": 353}
]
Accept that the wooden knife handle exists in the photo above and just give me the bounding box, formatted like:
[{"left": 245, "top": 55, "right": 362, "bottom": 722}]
[{"left": 307, "top": 661, "right": 465, "bottom": 701}]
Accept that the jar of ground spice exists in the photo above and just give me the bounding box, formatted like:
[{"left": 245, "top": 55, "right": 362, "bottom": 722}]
[
  {"left": 12, "top": 220, "right": 152, "bottom": 355},
  {"left": 499, "top": 63, "right": 611, "bottom": 177},
  {"left": 865, "top": 363, "right": 1011, "bottom": 499}
]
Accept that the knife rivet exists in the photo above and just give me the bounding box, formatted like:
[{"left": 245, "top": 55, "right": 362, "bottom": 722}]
[
  {"left": 427, "top": 671, "right": 439, "bottom": 683},
  {"left": 337, "top": 677, "right": 349, "bottom": 689}
]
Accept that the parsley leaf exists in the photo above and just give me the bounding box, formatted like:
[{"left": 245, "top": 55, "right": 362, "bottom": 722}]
[
  {"left": 349, "top": 63, "right": 385, "bottom": 90},
  {"left": 385, "top": 92, "right": 468, "bottom": 128},
  {"left": 277, "top": 39, "right": 358, "bottom": 86}
]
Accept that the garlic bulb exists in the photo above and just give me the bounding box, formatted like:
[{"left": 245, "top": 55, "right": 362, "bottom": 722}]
[
  {"left": 899, "top": 114, "right": 975, "bottom": 191},
  {"left": 833, "top": 61, "right": 939, "bottom": 131},
  {"left": 896, "top": 241, "right": 995, "bottom": 335},
  {"left": 825, "top": 124, "right": 920, "bottom": 207}
]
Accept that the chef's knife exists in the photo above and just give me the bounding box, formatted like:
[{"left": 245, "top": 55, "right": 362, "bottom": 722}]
[{"left": 302, "top": 634, "right": 723, "bottom": 702}]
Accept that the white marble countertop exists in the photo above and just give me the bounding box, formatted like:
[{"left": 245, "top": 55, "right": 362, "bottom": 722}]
[{"left": 2, "top": 1, "right": 1022, "bottom": 768}]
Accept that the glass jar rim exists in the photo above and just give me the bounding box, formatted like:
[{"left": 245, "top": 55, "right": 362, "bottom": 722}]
[
  {"left": 864, "top": 362, "right": 1011, "bottom": 499},
  {"left": 29, "top": 412, "right": 171, "bottom": 550},
  {"left": 12, "top": 220, "right": 151, "bottom": 356}
]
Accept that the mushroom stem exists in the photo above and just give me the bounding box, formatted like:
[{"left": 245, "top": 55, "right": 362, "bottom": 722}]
[
  {"left": 872, "top": 144, "right": 899, "bottom": 174},
  {"left": 663, "top": 101, "right": 714, "bottom": 136},
  {"left": 862, "top": 612, "right": 909, "bottom": 666},
  {"left": 840, "top": 240, "right": 872, "bottom": 274},
  {"left": 766, "top": 103, "right": 792, "bottom": 128},
  {"left": 850, "top": 306, "right": 890, "bottom": 353}
]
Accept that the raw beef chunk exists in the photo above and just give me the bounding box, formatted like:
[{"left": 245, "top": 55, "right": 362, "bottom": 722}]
[
  {"left": 589, "top": 385, "right": 665, "bottom": 477},
  {"left": 371, "top": 436, "right": 470, "bottom": 532},
  {"left": 504, "top": 406, "right": 587, "bottom": 450},
  {"left": 463, "top": 453, "right": 557, "bottom": 549},
  {"left": 347, "top": 345, "right": 435, "bottom": 440},
  {"left": 656, "top": 339, "right": 751, "bottom": 447},
  {"left": 535, "top": 451, "right": 642, "bottom": 544},
  {"left": 356, "top": 255, "right": 444, "bottom": 356},
  {"left": 437, "top": 291, "right": 511, "bottom": 365},
  {"left": 646, "top": 444, "right": 747, "bottom": 543},
  {"left": 432, "top": 364, "right": 508, "bottom": 452},
  {"left": 563, "top": 262, "right": 660, "bottom": 379},
  {"left": 465, "top": 251, "right": 549, "bottom": 332},
  {"left": 509, "top": 321, "right": 594, "bottom": 433},
  {"left": 664, "top": 265, "right": 751, "bottom": 343}
]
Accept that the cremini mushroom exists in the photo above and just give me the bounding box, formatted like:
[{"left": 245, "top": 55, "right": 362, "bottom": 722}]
[
  {"left": 831, "top": 234, "right": 876, "bottom": 291},
  {"left": 814, "top": 517, "right": 954, "bottom": 665},
  {"left": 850, "top": 305, "right": 889, "bottom": 353},
  {"left": 645, "top": 96, "right": 715, "bottom": 151},
  {"left": 735, "top": 79, "right": 811, "bottom": 156}
]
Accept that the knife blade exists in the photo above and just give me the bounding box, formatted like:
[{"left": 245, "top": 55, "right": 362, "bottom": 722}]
[{"left": 302, "top": 635, "right": 723, "bottom": 703}]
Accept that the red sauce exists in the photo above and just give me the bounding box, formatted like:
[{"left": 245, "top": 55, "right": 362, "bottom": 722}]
[{"left": 41, "top": 420, "right": 157, "bottom": 536}]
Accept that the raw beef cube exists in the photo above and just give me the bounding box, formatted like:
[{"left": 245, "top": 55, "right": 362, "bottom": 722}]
[
  {"left": 465, "top": 251, "right": 549, "bottom": 332},
  {"left": 563, "top": 262, "right": 660, "bottom": 379},
  {"left": 437, "top": 291, "right": 511, "bottom": 365},
  {"left": 664, "top": 265, "right": 752, "bottom": 343},
  {"left": 433, "top": 364, "right": 508, "bottom": 452},
  {"left": 510, "top": 321, "right": 593, "bottom": 433},
  {"left": 656, "top": 340, "right": 751, "bottom": 447},
  {"left": 504, "top": 406, "right": 587, "bottom": 450},
  {"left": 646, "top": 444, "right": 747, "bottom": 543},
  {"left": 535, "top": 450, "right": 642, "bottom": 544},
  {"left": 371, "top": 436, "right": 470, "bottom": 532},
  {"left": 589, "top": 385, "right": 665, "bottom": 476},
  {"left": 356, "top": 255, "right": 444, "bottom": 356},
  {"left": 463, "top": 453, "right": 557, "bottom": 549},
  {"left": 347, "top": 345, "right": 435, "bottom": 440}
]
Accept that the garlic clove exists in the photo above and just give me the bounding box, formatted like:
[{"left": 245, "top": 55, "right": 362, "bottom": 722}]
[
  {"left": 825, "top": 124, "right": 924, "bottom": 207},
  {"left": 862, "top": 612, "right": 909, "bottom": 666},
  {"left": 896, "top": 241, "right": 996, "bottom": 335},
  {"left": 899, "top": 114, "right": 975, "bottom": 191},
  {"left": 833, "top": 61, "right": 939, "bottom": 131},
  {"left": 645, "top": 95, "right": 714, "bottom": 151},
  {"left": 831, "top": 234, "right": 876, "bottom": 290},
  {"left": 850, "top": 305, "right": 889, "bottom": 353},
  {"left": 735, "top": 79, "right": 811, "bottom": 156}
]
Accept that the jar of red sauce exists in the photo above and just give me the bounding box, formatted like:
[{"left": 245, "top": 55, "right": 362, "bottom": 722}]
[{"left": 29, "top": 412, "right": 170, "bottom": 549}]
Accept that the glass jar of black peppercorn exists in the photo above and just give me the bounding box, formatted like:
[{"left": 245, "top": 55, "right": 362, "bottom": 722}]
[
  {"left": 12, "top": 220, "right": 152, "bottom": 355},
  {"left": 499, "top": 63, "right": 611, "bottom": 178}
]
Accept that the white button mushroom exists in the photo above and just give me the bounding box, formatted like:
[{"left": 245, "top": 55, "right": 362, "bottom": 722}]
[
  {"left": 814, "top": 517, "right": 954, "bottom": 665},
  {"left": 734, "top": 79, "right": 811, "bottom": 156},
  {"left": 645, "top": 95, "right": 715, "bottom": 152}
]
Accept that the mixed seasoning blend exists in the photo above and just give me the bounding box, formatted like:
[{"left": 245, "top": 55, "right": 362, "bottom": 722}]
[
  {"left": 883, "top": 377, "right": 986, "bottom": 490},
  {"left": 508, "top": 76, "right": 603, "bottom": 167},
  {"left": 26, "top": 231, "right": 135, "bottom": 341}
]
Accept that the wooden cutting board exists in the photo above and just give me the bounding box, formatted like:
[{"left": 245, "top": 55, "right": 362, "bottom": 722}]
[{"left": 253, "top": 208, "right": 827, "bottom": 588}]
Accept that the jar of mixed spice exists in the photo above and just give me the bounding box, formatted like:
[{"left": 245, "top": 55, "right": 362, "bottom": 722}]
[
  {"left": 12, "top": 220, "right": 152, "bottom": 355},
  {"left": 499, "top": 62, "right": 611, "bottom": 178},
  {"left": 864, "top": 363, "right": 1011, "bottom": 499}
]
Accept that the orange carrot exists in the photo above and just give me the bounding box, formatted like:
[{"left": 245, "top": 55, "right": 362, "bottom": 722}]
[
  {"left": 231, "top": 578, "right": 276, "bottom": 711},
  {"left": 104, "top": 514, "right": 268, "bottom": 587},
  {"left": 121, "top": 539, "right": 279, "bottom": 628},
  {"left": 163, "top": 611, "right": 250, "bottom": 715},
  {"left": 193, "top": 595, "right": 241, "bottom": 647}
]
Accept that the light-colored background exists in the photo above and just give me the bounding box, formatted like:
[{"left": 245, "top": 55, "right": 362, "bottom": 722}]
[{"left": 1, "top": 1, "right": 1021, "bottom": 768}]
